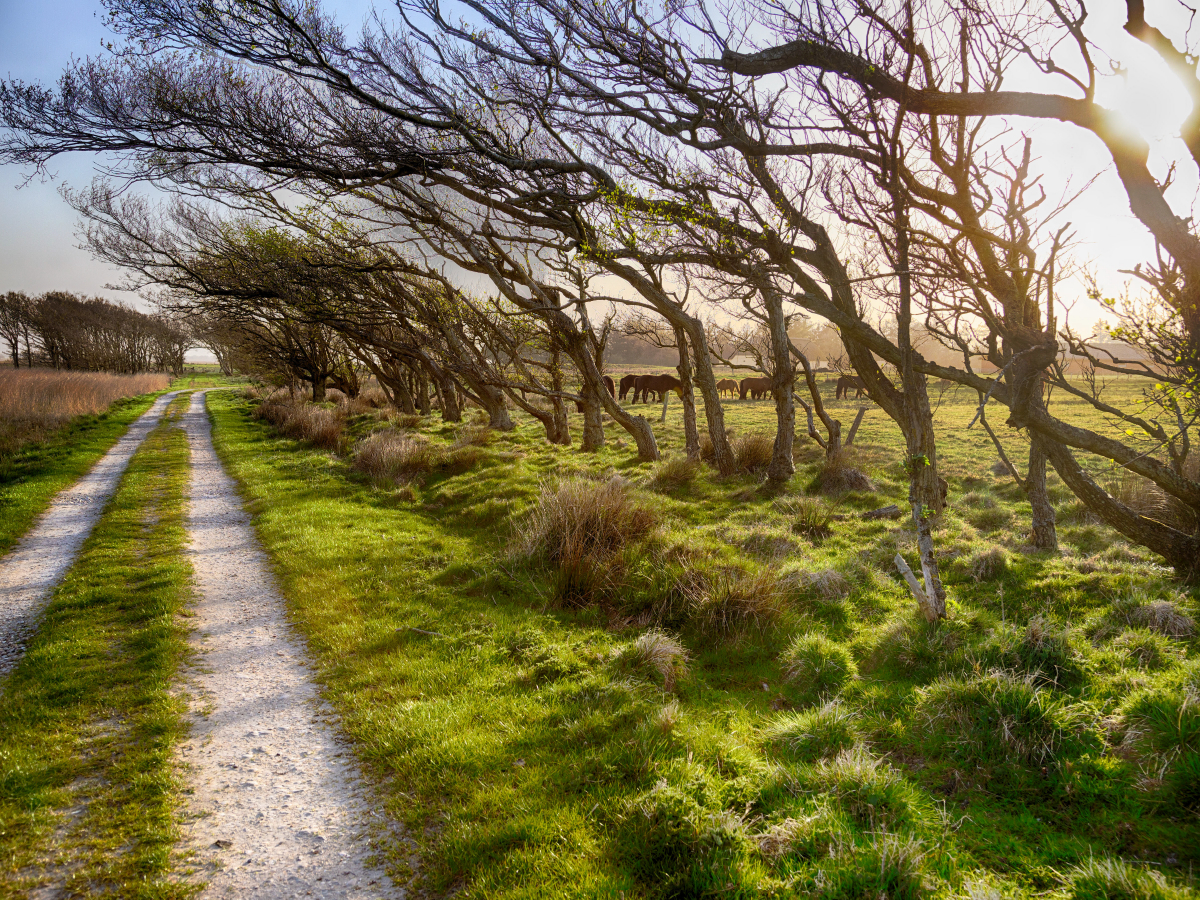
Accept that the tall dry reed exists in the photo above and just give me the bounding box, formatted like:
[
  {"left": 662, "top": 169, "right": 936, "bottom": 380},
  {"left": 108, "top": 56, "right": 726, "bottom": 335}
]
[{"left": 0, "top": 368, "right": 170, "bottom": 454}]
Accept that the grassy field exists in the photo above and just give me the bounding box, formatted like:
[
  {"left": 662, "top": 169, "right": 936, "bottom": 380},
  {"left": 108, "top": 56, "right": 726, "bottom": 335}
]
[
  {"left": 0, "top": 393, "right": 196, "bottom": 898},
  {"left": 206, "top": 381, "right": 1199, "bottom": 899}
]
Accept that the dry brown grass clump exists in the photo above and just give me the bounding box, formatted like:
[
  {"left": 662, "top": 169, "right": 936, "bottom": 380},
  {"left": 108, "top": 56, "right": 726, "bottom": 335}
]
[
  {"left": 0, "top": 368, "right": 171, "bottom": 453},
  {"left": 352, "top": 430, "right": 439, "bottom": 484},
  {"left": 649, "top": 455, "right": 701, "bottom": 489},
  {"left": 517, "top": 477, "right": 657, "bottom": 563},
  {"left": 454, "top": 424, "right": 498, "bottom": 448},
  {"left": 678, "top": 567, "right": 786, "bottom": 638},
  {"left": 733, "top": 432, "right": 775, "bottom": 472},
  {"left": 1108, "top": 593, "right": 1196, "bottom": 639},
  {"left": 256, "top": 396, "right": 345, "bottom": 450},
  {"left": 810, "top": 450, "right": 875, "bottom": 495},
  {"left": 1107, "top": 467, "right": 1199, "bottom": 535},
  {"left": 776, "top": 495, "right": 839, "bottom": 541},
  {"left": 969, "top": 546, "right": 1009, "bottom": 582},
  {"left": 785, "top": 568, "right": 852, "bottom": 604}
]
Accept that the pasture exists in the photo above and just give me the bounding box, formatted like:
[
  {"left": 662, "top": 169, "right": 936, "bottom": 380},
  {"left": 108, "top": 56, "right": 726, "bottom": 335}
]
[{"left": 198, "top": 377, "right": 1199, "bottom": 898}]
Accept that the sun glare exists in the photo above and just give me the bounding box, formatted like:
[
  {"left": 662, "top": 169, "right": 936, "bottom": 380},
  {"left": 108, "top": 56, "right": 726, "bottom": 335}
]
[{"left": 1105, "top": 48, "right": 1192, "bottom": 143}]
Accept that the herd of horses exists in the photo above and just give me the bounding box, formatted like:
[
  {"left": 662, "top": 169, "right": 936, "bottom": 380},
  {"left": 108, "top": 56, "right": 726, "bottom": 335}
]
[{"left": 605, "top": 372, "right": 870, "bottom": 403}]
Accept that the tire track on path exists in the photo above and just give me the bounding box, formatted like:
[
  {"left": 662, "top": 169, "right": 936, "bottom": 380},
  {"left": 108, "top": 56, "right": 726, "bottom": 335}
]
[
  {"left": 179, "top": 391, "right": 398, "bottom": 898},
  {"left": 0, "top": 389, "right": 182, "bottom": 678}
]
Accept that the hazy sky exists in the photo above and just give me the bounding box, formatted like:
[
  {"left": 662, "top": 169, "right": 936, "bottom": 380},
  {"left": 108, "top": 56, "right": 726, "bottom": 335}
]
[{"left": 0, "top": 0, "right": 1195, "bottom": 336}]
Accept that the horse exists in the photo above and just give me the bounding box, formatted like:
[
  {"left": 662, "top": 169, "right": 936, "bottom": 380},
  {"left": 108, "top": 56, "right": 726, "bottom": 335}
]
[
  {"left": 636, "top": 373, "right": 683, "bottom": 403},
  {"left": 739, "top": 376, "right": 772, "bottom": 400},
  {"left": 575, "top": 375, "right": 617, "bottom": 412},
  {"left": 618, "top": 373, "right": 639, "bottom": 400},
  {"left": 836, "top": 375, "right": 867, "bottom": 399},
  {"left": 716, "top": 378, "right": 739, "bottom": 398}
]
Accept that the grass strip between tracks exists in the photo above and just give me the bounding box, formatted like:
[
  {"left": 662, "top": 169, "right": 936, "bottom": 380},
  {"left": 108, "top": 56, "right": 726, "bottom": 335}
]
[{"left": 0, "top": 392, "right": 197, "bottom": 899}]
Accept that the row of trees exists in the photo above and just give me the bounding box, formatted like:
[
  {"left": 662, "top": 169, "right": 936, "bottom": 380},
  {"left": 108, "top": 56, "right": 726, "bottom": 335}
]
[
  {"left": 1, "top": 0, "right": 1197, "bottom": 588},
  {"left": 0, "top": 291, "right": 187, "bottom": 375}
]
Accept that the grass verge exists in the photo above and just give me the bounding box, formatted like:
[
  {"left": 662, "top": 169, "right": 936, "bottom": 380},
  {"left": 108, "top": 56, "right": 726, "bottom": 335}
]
[
  {"left": 0, "top": 392, "right": 165, "bottom": 557},
  {"left": 0, "top": 393, "right": 196, "bottom": 899}
]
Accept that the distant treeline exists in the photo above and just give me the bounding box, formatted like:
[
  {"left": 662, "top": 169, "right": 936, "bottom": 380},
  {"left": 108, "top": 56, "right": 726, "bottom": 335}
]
[{"left": 0, "top": 291, "right": 187, "bottom": 376}]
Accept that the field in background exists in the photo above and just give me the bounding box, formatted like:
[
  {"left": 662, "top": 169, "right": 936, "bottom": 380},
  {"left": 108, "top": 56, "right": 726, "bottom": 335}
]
[{"left": 0, "top": 369, "right": 170, "bottom": 455}]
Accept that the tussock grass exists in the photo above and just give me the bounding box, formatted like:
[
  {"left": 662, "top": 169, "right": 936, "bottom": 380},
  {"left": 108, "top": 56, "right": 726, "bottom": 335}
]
[
  {"left": 352, "top": 430, "right": 438, "bottom": 485},
  {"left": 615, "top": 630, "right": 690, "bottom": 690},
  {"left": 763, "top": 702, "right": 858, "bottom": 761},
  {"left": 782, "top": 633, "right": 858, "bottom": 699},
  {"left": 969, "top": 546, "right": 1009, "bottom": 581},
  {"left": 516, "top": 475, "right": 656, "bottom": 565},
  {"left": 649, "top": 454, "right": 700, "bottom": 489},
  {"left": 810, "top": 449, "right": 875, "bottom": 495},
  {"left": 776, "top": 494, "right": 839, "bottom": 541},
  {"left": 732, "top": 432, "right": 774, "bottom": 471},
  {"left": 0, "top": 368, "right": 169, "bottom": 454},
  {"left": 680, "top": 566, "right": 787, "bottom": 639},
  {"left": 1068, "top": 857, "right": 1196, "bottom": 900},
  {"left": 916, "top": 669, "right": 1094, "bottom": 766},
  {"left": 255, "top": 395, "right": 345, "bottom": 450}
]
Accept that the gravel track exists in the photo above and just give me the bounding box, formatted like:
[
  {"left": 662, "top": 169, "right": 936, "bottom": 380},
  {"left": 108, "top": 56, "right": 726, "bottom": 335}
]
[
  {"left": 178, "top": 391, "right": 399, "bottom": 898},
  {"left": 0, "top": 390, "right": 181, "bottom": 678}
]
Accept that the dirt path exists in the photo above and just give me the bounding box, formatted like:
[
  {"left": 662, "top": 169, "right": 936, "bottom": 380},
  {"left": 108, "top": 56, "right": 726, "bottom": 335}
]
[
  {"left": 178, "top": 391, "right": 398, "bottom": 898},
  {"left": 0, "top": 390, "right": 181, "bottom": 678}
]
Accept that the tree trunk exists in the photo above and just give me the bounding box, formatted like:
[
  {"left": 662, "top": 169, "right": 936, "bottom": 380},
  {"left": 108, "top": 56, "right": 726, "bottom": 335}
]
[
  {"left": 1026, "top": 436, "right": 1058, "bottom": 551},
  {"left": 579, "top": 378, "right": 606, "bottom": 451},
  {"left": 311, "top": 376, "right": 326, "bottom": 403},
  {"left": 437, "top": 372, "right": 462, "bottom": 422},
  {"left": 1042, "top": 437, "right": 1200, "bottom": 579},
  {"left": 673, "top": 324, "right": 701, "bottom": 461},
  {"left": 679, "top": 317, "right": 736, "bottom": 475},
  {"left": 762, "top": 286, "right": 797, "bottom": 484}
]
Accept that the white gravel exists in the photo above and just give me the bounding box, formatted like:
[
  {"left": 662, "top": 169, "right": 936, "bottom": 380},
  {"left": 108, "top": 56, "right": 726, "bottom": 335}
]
[
  {"left": 178, "top": 391, "right": 400, "bottom": 898},
  {"left": 0, "top": 390, "right": 181, "bottom": 678}
]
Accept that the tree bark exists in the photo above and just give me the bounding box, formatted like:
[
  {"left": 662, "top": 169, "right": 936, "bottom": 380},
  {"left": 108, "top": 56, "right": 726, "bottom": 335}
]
[
  {"left": 673, "top": 324, "right": 701, "bottom": 461},
  {"left": 1026, "top": 436, "right": 1058, "bottom": 551}
]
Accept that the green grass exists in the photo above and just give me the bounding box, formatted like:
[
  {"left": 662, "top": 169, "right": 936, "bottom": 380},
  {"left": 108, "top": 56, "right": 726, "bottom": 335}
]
[
  {"left": 0, "top": 392, "right": 166, "bottom": 557},
  {"left": 205, "top": 382, "right": 1200, "bottom": 899},
  {"left": 0, "top": 393, "right": 197, "bottom": 899}
]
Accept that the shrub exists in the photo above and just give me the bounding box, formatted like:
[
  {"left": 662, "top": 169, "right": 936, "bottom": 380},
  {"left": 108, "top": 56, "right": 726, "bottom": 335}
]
[
  {"left": 1068, "top": 857, "right": 1195, "bottom": 900},
  {"left": 916, "top": 670, "right": 1093, "bottom": 766},
  {"left": 732, "top": 432, "right": 775, "bottom": 472},
  {"left": 782, "top": 634, "right": 857, "bottom": 699},
  {"left": 682, "top": 567, "right": 787, "bottom": 639},
  {"left": 763, "top": 702, "right": 858, "bottom": 762},
  {"left": 352, "top": 430, "right": 439, "bottom": 484},
  {"left": 615, "top": 630, "right": 690, "bottom": 691},
  {"left": 649, "top": 455, "right": 700, "bottom": 489}
]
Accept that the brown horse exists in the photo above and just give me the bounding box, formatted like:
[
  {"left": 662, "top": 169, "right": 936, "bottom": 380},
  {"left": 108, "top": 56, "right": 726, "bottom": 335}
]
[
  {"left": 575, "top": 375, "right": 617, "bottom": 412},
  {"left": 636, "top": 373, "right": 683, "bottom": 403},
  {"left": 716, "top": 378, "right": 739, "bottom": 398},
  {"left": 739, "top": 376, "right": 772, "bottom": 400},
  {"left": 618, "top": 373, "right": 639, "bottom": 400},
  {"left": 836, "top": 375, "right": 867, "bottom": 399}
]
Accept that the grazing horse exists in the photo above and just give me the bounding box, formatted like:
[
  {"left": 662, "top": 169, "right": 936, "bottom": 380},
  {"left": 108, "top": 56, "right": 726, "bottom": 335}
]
[
  {"left": 618, "top": 373, "right": 639, "bottom": 400},
  {"left": 739, "top": 376, "right": 772, "bottom": 400},
  {"left": 716, "top": 378, "right": 739, "bottom": 398},
  {"left": 636, "top": 373, "right": 683, "bottom": 403},
  {"left": 836, "top": 375, "right": 867, "bottom": 399}
]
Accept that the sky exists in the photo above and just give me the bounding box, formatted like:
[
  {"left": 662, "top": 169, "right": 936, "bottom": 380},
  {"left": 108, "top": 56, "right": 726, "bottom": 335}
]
[{"left": 0, "top": 0, "right": 1196, "bottom": 339}]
